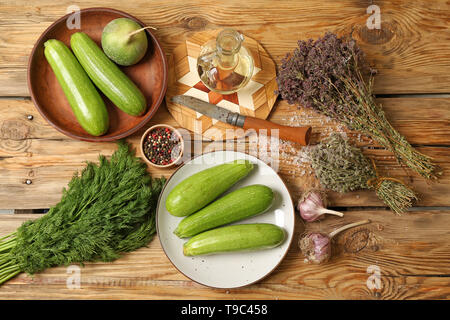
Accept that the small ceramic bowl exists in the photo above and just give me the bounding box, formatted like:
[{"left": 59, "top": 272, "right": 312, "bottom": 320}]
[{"left": 140, "top": 124, "right": 184, "bottom": 168}]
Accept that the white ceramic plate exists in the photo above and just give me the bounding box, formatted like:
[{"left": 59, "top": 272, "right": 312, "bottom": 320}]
[{"left": 156, "top": 151, "right": 295, "bottom": 289}]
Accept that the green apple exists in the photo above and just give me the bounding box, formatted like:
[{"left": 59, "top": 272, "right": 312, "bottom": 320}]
[{"left": 101, "top": 18, "right": 151, "bottom": 66}]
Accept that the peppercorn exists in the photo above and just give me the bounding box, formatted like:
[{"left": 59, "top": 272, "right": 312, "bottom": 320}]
[{"left": 143, "top": 127, "right": 181, "bottom": 166}]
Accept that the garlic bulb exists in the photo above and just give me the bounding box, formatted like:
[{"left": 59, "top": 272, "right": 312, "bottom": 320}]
[
  {"left": 299, "top": 219, "right": 371, "bottom": 264},
  {"left": 299, "top": 232, "right": 331, "bottom": 264},
  {"left": 297, "top": 190, "right": 344, "bottom": 222}
]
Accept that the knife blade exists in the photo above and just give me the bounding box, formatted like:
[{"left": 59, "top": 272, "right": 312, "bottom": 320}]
[{"left": 171, "top": 95, "right": 311, "bottom": 146}]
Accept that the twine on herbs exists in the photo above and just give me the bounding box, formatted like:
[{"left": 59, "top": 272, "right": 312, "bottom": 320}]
[{"left": 366, "top": 158, "right": 409, "bottom": 191}]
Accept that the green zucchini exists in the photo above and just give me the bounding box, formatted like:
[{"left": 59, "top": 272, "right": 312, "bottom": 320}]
[
  {"left": 70, "top": 32, "right": 147, "bottom": 116},
  {"left": 174, "top": 184, "right": 273, "bottom": 238},
  {"left": 166, "top": 160, "right": 254, "bottom": 217},
  {"left": 183, "top": 223, "right": 285, "bottom": 256},
  {"left": 44, "top": 39, "right": 109, "bottom": 136}
]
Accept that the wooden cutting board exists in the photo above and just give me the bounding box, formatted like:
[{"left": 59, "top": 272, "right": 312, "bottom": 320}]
[{"left": 165, "top": 30, "right": 278, "bottom": 141}]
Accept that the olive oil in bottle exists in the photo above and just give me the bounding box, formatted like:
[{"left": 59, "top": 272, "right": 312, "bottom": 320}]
[{"left": 197, "top": 29, "right": 254, "bottom": 94}]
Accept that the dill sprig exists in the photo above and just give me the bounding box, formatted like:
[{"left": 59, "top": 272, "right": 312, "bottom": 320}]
[
  {"left": 0, "top": 141, "right": 165, "bottom": 285},
  {"left": 308, "top": 133, "right": 418, "bottom": 214},
  {"left": 276, "top": 32, "right": 439, "bottom": 180}
]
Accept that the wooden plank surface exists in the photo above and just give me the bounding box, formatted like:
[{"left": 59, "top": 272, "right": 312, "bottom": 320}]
[
  {"left": 0, "top": 0, "right": 449, "bottom": 95},
  {"left": 1, "top": 97, "right": 449, "bottom": 209},
  {"left": 0, "top": 210, "right": 449, "bottom": 300}
]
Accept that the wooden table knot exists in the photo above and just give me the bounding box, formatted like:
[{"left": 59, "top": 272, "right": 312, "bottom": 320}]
[
  {"left": 1, "top": 119, "right": 30, "bottom": 140},
  {"left": 355, "top": 22, "right": 394, "bottom": 45},
  {"left": 184, "top": 16, "right": 208, "bottom": 30},
  {"left": 0, "top": 120, "right": 32, "bottom": 152},
  {"left": 344, "top": 228, "right": 370, "bottom": 253}
]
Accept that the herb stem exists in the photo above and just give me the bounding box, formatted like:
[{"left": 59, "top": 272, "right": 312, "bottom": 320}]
[
  {"left": 0, "top": 232, "right": 16, "bottom": 242},
  {"left": 0, "top": 253, "right": 9, "bottom": 260},
  {"left": 0, "top": 237, "right": 16, "bottom": 247},
  {"left": 0, "top": 264, "right": 20, "bottom": 276},
  {"left": 0, "top": 242, "right": 15, "bottom": 253},
  {"left": 0, "top": 268, "right": 20, "bottom": 285},
  {"left": 0, "top": 259, "right": 13, "bottom": 269}
]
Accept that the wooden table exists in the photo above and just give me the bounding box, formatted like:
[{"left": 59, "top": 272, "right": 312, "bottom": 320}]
[{"left": 0, "top": 0, "right": 449, "bottom": 300}]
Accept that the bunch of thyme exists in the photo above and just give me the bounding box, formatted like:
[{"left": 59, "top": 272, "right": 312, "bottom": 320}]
[
  {"left": 308, "top": 133, "right": 417, "bottom": 214},
  {"left": 0, "top": 141, "right": 165, "bottom": 285},
  {"left": 276, "top": 32, "right": 438, "bottom": 180}
]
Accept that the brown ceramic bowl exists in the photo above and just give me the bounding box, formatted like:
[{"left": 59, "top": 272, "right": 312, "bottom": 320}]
[
  {"left": 140, "top": 124, "right": 184, "bottom": 168},
  {"left": 27, "top": 7, "right": 168, "bottom": 142}
]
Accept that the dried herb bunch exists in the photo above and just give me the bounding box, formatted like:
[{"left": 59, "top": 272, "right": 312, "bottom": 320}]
[
  {"left": 276, "top": 32, "right": 438, "bottom": 180},
  {"left": 308, "top": 133, "right": 417, "bottom": 214}
]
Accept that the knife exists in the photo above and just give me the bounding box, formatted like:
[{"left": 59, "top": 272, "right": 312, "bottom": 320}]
[{"left": 171, "top": 95, "right": 311, "bottom": 146}]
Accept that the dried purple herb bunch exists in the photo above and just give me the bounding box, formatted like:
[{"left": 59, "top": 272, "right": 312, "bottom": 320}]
[{"left": 276, "top": 32, "right": 438, "bottom": 180}]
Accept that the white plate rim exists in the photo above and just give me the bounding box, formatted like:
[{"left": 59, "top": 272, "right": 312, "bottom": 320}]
[{"left": 155, "top": 150, "right": 295, "bottom": 289}]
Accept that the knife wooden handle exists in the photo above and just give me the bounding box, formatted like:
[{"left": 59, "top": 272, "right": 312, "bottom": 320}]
[{"left": 243, "top": 116, "right": 311, "bottom": 146}]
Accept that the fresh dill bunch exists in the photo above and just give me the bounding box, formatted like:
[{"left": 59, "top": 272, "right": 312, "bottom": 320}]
[
  {"left": 308, "top": 133, "right": 418, "bottom": 214},
  {"left": 0, "top": 141, "right": 165, "bottom": 285}
]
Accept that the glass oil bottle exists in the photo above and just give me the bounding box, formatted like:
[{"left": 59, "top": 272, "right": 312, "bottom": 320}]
[{"left": 197, "top": 29, "right": 254, "bottom": 94}]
